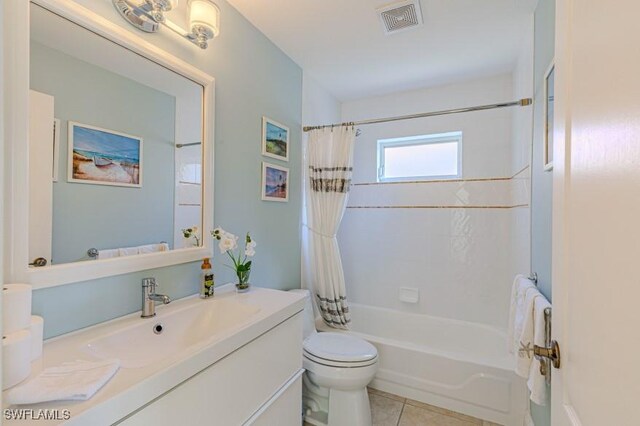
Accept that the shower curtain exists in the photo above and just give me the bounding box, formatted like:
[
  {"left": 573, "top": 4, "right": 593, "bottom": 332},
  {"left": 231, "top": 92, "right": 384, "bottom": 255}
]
[{"left": 303, "top": 126, "right": 357, "bottom": 329}]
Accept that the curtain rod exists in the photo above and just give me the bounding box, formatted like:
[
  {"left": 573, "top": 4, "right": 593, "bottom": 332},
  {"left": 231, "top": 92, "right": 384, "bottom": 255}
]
[{"left": 302, "top": 98, "right": 533, "bottom": 132}]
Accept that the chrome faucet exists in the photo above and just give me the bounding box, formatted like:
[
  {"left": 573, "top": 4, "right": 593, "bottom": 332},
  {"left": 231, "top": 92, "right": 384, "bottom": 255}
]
[{"left": 141, "top": 277, "right": 171, "bottom": 318}]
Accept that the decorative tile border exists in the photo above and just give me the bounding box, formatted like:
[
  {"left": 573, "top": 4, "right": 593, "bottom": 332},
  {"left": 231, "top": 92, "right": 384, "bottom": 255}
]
[
  {"left": 352, "top": 165, "right": 530, "bottom": 187},
  {"left": 347, "top": 204, "right": 529, "bottom": 209},
  {"left": 346, "top": 165, "right": 530, "bottom": 209}
]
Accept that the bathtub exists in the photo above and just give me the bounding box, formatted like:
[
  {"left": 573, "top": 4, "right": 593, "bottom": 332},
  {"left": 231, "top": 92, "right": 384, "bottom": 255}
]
[{"left": 317, "top": 303, "right": 527, "bottom": 426}]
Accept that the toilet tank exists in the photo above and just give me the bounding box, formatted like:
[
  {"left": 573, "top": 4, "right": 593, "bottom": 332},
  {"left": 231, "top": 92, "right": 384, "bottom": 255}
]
[{"left": 289, "top": 289, "right": 317, "bottom": 340}]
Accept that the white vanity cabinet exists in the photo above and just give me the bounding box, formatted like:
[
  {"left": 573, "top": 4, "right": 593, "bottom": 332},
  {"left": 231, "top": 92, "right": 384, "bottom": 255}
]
[{"left": 117, "top": 313, "right": 303, "bottom": 426}]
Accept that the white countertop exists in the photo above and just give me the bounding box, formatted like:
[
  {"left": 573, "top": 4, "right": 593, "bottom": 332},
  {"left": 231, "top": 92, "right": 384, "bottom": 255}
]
[{"left": 2, "top": 285, "right": 305, "bottom": 425}]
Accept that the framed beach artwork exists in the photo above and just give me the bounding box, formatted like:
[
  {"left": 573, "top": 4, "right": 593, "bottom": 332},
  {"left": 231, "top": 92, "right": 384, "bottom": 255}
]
[
  {"left": 261, "top": 162, "right": 289, "bottom": 202},
  {"left": 67, "top": 121, "right": 143, "bottom": 188},
  {"left": 262, "top": 116, "right": 289, "bottom": 162},
  {"left": 543, "top": 61, "right": 555, "bottom": 171}
]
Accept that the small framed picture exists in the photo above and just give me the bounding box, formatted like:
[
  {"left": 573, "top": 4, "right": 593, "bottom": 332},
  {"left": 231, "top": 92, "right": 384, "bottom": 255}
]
[
  {"left": 261, "top": 116, "right": 289, "bottom": 162},
  {"left": 68, "top": 121, "right": 142, "bottom": 188},
  {"left": 543, "top": 61, "right": 555, "bottom": 172},
  {"left": 261, "top": 162, "right": 289, "bottom": 202}
]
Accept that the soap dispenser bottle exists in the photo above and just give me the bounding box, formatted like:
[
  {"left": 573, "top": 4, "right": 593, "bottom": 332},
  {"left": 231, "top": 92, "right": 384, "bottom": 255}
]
[{"left": 200, "top": 258, "right": 214, "bottom": 298}]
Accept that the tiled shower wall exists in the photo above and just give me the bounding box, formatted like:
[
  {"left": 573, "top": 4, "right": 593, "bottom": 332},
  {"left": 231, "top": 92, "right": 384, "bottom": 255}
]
[{"left": 339, "top": 73, "right": 531, "bottom": 330}]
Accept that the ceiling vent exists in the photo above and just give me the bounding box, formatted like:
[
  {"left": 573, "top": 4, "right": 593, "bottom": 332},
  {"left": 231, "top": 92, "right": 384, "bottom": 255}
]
[{"left": 377, "top": 0, "right": 423, "bottom": 35}]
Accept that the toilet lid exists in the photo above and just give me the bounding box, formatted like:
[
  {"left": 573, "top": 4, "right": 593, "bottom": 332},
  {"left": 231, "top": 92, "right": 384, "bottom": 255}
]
[{"left": 303, "top": 332, "right": 377, "bottom": 363}]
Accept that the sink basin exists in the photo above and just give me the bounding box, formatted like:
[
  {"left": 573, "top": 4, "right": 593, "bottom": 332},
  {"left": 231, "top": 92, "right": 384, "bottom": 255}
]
[{"left": 84, "top": 298, "right": 260, "bottom": 368}]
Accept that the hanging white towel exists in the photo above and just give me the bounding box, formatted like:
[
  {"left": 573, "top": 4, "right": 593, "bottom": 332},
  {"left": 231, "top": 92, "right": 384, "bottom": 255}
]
[
  {"left": 138, "top": 243, "right": 170, "bottom": 254},
  {"left": 515, "top": 286, "right": 538, "bottom": 377},
  {"left": 118, "top": 246, "right": 140, "bottom": 257},
  {"left": 97, "top": 248, "right": 119, "bottom": 260},
  {"left": 5, "top": 359, "right": 120, "bottom": 405},
  {"left": 528, "top": 295, "right": 552, "bottom": 405},
  {"left": 507, "top": 275, "right": 537, "bottom": 355}
]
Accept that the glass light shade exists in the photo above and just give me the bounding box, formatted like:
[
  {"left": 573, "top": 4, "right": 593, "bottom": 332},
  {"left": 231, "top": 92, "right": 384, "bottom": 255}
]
[{"left": 189, "top": 0, "right": 220, "bottom": 38}]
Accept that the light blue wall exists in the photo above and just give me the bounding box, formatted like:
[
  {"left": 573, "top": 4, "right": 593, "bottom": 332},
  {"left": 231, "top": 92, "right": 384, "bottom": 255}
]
[
  {"left": 530, "top": 0, "right": 555, "bottom": 423},
  {"left": 32, "top": 0, "right": 303, "bottom": 338},
  {"left": 30, "top": 42, "right": 176, "bottom": 264}
]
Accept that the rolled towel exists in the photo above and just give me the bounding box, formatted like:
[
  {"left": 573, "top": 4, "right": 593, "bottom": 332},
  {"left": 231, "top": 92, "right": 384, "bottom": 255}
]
[
  {"left": 2, "top": 284, "right": 32, "bottom": 335},
  {"left": 138, "top": 243, "right": 170, "bottom": 254},
  {"left": 6, "top": 359, "right": 120, "bottom": 405},
  {"left": 118, "top": 246, "right": 139, "bottom": 257},
  {"left": 97, "top": 249, "right": 119, "bottom": 260},
  {"left": 30, "top": 315, "right": 44, "bottom": 361},
  {"left": 2, "top": 330, "right": 32, "bottom": 390}
]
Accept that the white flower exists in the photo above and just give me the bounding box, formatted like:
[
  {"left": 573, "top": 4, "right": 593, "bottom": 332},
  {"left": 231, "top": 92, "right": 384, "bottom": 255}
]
[
  {"left": 218, "top": 233, "right": 238, "bottom": 253},
  {"left": 211, "top": 227, "right": 224, "bottom": 239},
  {"left": 245, "top": 240, "right": 257, "bottom": 257}
]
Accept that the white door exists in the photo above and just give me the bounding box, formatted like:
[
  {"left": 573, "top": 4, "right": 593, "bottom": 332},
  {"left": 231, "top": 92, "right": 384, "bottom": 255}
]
[
  {"left": 28, "top": 90, "right": 54, "bottom": 266},
  {"left": 551, "top": 0, "right": 640, "bottom": 425}
]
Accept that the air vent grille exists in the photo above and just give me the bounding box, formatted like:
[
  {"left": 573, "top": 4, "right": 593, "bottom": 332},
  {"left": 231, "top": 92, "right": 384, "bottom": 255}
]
[{"left": 378, "top": 1, "right": 423, "bottom": 34}]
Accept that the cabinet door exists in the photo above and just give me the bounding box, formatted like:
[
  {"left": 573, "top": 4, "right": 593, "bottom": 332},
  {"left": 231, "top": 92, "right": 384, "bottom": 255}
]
[
  {"left": 118, "top": 313, "right": 302, "bottom": 425},
  {"left": 246, "top": 371, "right": 303, "bottom": 426}
]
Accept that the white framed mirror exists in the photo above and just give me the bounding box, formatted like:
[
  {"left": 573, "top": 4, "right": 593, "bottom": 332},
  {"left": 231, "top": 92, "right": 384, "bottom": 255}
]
[{"left": 4, "top": 0, "right": 214, "bottom": 289}]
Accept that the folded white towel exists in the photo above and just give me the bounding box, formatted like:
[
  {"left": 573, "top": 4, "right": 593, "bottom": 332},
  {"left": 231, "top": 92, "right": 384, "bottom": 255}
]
[
  {"left": 118, "top": 246, "right": 139, "bottom": 257},
  {"left": 528, "top": 295, "right": 552, "bottom": 405},
  {"left": 97, "top": 249, "right": 119, "bottom": 260},
  {"left": 6, "top": 359, "right": 120, "bottom": 405},
  {"left": 138, "top": 243, "right": 170, "bottom": 254},
  {"left": 507, "top": 275, "right": 537, "bottom": 355}
]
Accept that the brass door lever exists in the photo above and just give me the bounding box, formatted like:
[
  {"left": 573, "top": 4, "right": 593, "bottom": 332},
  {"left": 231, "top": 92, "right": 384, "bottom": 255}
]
[{"left": 534, "top": 340, "right": 561, "bottom": 369}]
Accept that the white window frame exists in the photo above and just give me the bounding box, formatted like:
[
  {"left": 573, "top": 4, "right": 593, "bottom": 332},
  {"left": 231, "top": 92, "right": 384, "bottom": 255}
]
[{"left": 377, "top": 131, "right": 463, "bottom": 182}]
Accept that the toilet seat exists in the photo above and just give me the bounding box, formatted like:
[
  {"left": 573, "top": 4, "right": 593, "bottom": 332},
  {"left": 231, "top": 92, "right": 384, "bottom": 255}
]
[{"left": 303, "top": 332, "right": 378, "bottom": 367}]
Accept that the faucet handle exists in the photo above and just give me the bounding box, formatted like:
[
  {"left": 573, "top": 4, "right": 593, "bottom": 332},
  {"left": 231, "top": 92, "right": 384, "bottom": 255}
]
[{"left": 142, "top": 277, "right": 156, "bottom": 288}]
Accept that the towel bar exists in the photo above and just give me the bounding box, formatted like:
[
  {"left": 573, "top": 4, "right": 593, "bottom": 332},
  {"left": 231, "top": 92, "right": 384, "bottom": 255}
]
[{"left": 528, "top": 272, "right": 538, "bottom": 284}]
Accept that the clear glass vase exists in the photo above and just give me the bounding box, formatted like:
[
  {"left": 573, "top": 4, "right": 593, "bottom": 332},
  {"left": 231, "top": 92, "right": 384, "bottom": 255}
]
[{"left": 236, "top": 268, "right": 251, "bottom": 293}]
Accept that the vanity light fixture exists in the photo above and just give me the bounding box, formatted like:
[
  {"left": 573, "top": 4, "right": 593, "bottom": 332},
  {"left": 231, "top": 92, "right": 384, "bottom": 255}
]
[{"left": 113, "top": 0, "right": 220, "bottom": 49}]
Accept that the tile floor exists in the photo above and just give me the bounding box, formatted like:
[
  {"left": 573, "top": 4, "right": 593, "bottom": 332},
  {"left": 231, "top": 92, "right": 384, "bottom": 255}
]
[{"left": 367, "top": 388, "right": 502, "bottom": 426}]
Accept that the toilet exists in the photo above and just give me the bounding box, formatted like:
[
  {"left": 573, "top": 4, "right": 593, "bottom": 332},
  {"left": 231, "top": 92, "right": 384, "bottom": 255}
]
[{"left": 291, "top": 290, "right": 378, "bottom": 426}]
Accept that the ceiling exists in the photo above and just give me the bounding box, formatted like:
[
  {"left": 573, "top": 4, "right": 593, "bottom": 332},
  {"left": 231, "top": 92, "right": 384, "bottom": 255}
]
[{"left": 225, "top": 0, "right": 534, "bottom": 101}]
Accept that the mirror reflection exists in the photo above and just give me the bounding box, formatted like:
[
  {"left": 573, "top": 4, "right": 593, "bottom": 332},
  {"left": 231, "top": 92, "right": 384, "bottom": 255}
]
[{"left": 29, "top": 4, "right": 204, "bottom": 266}]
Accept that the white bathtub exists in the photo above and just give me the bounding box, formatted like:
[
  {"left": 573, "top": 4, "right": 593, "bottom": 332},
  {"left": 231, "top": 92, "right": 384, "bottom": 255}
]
[{"left": 318, "top": 303, "right": 527, "bottom": 426}]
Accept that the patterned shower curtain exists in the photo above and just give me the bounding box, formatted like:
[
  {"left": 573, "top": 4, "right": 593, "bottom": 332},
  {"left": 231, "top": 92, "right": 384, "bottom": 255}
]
[{"left": 303, "top": 125, "right": 357, "bottom": 329}]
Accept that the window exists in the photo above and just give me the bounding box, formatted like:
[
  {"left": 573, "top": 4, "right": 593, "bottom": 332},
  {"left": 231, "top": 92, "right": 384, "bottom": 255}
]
[{"left": 377, "top": 131, "right": 462, "bottom": 182}]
